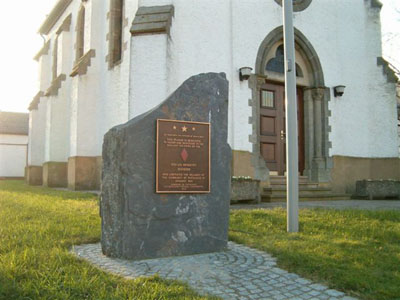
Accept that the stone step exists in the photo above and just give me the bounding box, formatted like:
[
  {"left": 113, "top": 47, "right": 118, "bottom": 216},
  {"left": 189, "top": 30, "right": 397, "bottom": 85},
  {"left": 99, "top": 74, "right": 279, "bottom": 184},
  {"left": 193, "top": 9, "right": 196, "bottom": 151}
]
[
  {"left": 263, "top": 187, "right": 331, "bottom": 195},
  {"left": 262, "top": 193, "right": 351, "bottom": 202},
  {"left": 270, "top": 176, "right": 309, "bottom": 184},
  {"left": 267, "top": 183, "right": 320, "bottom": 189}
]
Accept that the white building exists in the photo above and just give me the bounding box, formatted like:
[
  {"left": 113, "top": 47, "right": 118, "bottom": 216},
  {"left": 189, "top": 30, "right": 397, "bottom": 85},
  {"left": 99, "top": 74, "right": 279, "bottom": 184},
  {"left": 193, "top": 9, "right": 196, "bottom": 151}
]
[
  {"left": 0, "top": 112, "right": 28, "bottom": 179},
  {"left": 28, "top": 0, "right": 399, "bottom": 196}
]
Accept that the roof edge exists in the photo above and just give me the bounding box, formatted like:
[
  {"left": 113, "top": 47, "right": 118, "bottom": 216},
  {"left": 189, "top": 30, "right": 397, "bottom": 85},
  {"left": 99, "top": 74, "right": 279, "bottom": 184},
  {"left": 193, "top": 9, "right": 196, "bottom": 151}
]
[{"left": 38, "top": 0, "right": 73, "bottom": 35}]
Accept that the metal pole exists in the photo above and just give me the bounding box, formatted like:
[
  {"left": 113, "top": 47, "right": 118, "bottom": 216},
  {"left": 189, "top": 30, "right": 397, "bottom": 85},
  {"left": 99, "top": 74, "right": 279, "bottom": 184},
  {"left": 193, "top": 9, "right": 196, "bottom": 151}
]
[{"left": 283, "top": 0, "right": 299, "bottom": 232}]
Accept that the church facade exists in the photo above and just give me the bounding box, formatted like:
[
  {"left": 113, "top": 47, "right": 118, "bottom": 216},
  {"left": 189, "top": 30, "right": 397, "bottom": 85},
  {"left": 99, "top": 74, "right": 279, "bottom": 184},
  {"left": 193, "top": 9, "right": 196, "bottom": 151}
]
[{"left": 27, "top": 0, "right": 399, "bottom": 195}]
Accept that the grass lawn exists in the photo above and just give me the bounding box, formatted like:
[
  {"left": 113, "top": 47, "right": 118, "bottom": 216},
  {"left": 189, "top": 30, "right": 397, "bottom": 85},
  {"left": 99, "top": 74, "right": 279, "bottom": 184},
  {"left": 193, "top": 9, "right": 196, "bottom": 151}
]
[
  {"left": 230, "top": 208, "right": 400, "bottom": 300},
  {"left": 2, "top": 180, "right": 400, "bottom": 300},
  {"left": 0, "top": 180, "right": 215, "bottom": 300}
]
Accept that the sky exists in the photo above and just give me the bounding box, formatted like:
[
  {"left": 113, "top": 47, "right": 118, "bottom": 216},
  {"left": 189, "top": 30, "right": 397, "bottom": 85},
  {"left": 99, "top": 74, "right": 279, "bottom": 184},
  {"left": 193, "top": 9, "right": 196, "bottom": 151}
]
[{"left": 0, "top": 0, "right": 399, "bottom": 113}]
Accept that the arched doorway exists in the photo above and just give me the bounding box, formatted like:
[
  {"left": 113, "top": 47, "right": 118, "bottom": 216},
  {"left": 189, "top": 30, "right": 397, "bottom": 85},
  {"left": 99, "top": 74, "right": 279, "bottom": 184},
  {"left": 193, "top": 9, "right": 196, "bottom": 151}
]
[{"left": 250, "top": 26, "right": 331, "bottom": 183}]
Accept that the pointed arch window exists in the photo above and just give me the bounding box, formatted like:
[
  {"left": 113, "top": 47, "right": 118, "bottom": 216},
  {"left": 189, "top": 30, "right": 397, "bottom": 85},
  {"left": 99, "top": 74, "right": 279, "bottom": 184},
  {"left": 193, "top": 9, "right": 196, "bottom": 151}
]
[
  {"left": 52, "top": 36, "right": 59, "bottom": 80},
  {"left": 76, "top": 6, "right": 85, "bottom": 61},
  {"left": 108, "top": 0, "right": 124, "bottom": 67}
]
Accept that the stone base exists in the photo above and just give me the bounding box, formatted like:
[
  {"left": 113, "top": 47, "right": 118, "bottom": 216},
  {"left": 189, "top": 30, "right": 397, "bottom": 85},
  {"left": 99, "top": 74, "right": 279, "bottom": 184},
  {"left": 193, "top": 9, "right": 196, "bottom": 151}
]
[
  {"left": 42, "top": 162, "right": 68, "bottom": 187},
  {"left": 308, "top": 157, "right": 332, "bottom": 183},
  {"left": 231, "top": 179, "right": 261, "bottom": 203},
  {"left": 25, "top": 166, "right": 43, "bottom": 185},
  {"left": 354, "top": 180, "right": 400, "bottom": 200},
  {"left": 68, "top": 156, "right": 102, "bottom": 190},
  {"left": 331, "top": 156, "right": 400, "bottom": 194}
]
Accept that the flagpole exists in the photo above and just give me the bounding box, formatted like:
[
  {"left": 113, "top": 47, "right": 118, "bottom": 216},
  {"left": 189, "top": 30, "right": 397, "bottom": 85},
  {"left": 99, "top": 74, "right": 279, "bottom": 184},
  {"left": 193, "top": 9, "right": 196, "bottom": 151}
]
[{"left": 283, "top": 0, "right": 299, "bottom": 232}]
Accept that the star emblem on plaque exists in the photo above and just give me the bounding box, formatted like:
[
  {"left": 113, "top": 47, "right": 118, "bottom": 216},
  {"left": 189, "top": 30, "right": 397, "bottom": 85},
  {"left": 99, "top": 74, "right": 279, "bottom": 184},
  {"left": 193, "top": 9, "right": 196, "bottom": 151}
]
[{"left": 156, "top": 119, "right": 210, "bottom": 193}]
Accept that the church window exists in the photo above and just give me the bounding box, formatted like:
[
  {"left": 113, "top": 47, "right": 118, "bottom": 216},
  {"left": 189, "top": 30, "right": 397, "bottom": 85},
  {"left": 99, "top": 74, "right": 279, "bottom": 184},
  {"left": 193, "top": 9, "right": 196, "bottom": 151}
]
[
  {"left": 266, "top": 45, "right": 304, "bottom": 77},
  {"left": 52, "top": 36, "right": 59, "bottom": 80},
  {"left": 109, "top": 0, "right": 124, "bottom": 67},
  {"left": 261, "top": 90, "right": 275, "bottom": 108},
  {"left": 76, "top": 6, "right": 85, "bottom": 62}
]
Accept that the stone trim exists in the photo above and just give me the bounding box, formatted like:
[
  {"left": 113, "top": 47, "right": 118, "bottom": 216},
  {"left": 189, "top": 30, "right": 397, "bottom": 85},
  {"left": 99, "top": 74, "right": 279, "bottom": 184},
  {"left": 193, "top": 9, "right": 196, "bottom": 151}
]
[
  {"left": 45, "top": 74, "right": 66, "bottom": 96},
  {"left": 70, "top": 49, "right": 96, "bottom": 77},
  {"left": 251, "top": 26, "right": 331, "bottom": 183},
  {"left": 25, "top": 165, "right": 43, "bottom": 186},
  {"left": 106, "top": 0, "right": 128, "bottom": 69},
  {"left": 33, "top": 40, "right": 50, "bottom": 61},
  {"left": 248, "top": 75, "right": 269, "bottom": 182},
  {"left": 56, "top": 13, "right": 72, "bottom": 35},
  {"left": 274, "top": 0, "right": 312, "bottom": 12},
  {"left": 38, "top": 0, "right": 73, "bottom": 35},
  {"left": 68, "top": 156, "right": 101, "bottom": 190},
  {"left": 130, "top": 5, "right": 174, "bottom": 36},
  {"left": 255, "top": 26, "right": 325, "bottom": 87},
  {"left": 28, "top": 91, "right": 44, "bottom": 111},
  {"left": 42, "top": 161, "right": 68, "bottom": 188},
  {"left": 303, "top": 87, "right": 332, "bottom": 182},
  {"left": 377, "top": 57, "right": 398, "bottom": 83}
]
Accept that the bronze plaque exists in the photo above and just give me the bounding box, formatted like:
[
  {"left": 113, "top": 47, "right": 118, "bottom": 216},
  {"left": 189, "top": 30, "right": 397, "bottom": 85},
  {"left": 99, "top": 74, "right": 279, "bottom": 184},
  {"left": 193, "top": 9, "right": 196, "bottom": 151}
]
[{"left": 156, "top": 119, "right": 211, "bottom": 193}]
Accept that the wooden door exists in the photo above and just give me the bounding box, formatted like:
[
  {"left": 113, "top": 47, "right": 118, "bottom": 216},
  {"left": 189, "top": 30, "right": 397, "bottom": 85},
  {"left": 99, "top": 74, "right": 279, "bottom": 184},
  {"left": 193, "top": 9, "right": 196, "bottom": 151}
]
[{"left": 259, "top": 82, "right": 304, "bottom": 175}]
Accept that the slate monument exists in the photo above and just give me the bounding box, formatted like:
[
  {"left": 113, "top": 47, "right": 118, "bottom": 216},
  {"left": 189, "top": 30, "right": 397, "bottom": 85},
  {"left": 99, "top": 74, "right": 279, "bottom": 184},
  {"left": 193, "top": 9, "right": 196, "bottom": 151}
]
[{"left": 101, "top": 73, "right": 231, "bottom": 260}]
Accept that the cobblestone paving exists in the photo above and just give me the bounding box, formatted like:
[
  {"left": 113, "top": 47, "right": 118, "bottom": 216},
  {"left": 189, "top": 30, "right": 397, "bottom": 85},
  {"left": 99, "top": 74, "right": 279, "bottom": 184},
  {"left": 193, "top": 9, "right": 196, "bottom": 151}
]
[{"left": 73, "top": 242, "right": 356, "bottom": 300}]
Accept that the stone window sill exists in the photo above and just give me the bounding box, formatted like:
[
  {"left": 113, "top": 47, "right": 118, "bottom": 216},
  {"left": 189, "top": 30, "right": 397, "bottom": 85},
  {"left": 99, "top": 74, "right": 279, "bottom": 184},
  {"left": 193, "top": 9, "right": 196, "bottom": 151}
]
[
  {"left": 130, "top": 5, "right": 174, "bottom": 36},
  {"left": 70, "top": 49, "right": 96, "bottom": 77},
  {"left": 45, "top": 74, "right": 66, "bottom": 97},
  {"left": 28, "top": 91, "right": 44, "bottom": 111}
]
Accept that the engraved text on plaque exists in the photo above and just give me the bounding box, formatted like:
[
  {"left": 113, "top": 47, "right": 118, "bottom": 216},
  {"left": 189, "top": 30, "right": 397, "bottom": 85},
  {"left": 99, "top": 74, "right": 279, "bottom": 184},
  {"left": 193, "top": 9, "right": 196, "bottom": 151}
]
[{"left": 156, "top": 119, "right": 210, "bottom": 193}]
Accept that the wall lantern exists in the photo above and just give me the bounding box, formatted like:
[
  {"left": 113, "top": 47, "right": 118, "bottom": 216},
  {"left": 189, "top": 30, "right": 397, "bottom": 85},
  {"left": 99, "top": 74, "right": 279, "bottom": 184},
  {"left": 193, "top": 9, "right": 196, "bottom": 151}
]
[
  {"left": 239, "top": 67, "right": 253, "bottom": 81},
  {"left": 333, "top": 85, "right": 346, "bottom": 97}
]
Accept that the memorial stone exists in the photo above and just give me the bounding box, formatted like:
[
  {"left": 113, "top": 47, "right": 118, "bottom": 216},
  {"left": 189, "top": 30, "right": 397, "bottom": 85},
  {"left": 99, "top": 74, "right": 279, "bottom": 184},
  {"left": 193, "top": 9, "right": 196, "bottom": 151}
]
[{"left": 101, "top": 73, "right": 231, "bottom": 260}]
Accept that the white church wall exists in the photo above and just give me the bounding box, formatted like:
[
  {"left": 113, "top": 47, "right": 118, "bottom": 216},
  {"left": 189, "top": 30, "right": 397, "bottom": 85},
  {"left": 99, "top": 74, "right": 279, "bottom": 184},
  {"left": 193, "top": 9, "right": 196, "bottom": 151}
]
[
  {"left": 28, "top": 109, "right": 44, "bottom": 166},
  {"left": 58, "top": 30, "right": 73, "bottom": 76},
  {"left": 139, "top": 0, "right": 171, "bottom": 6},
  {"left": 39, "top": 54, "right": 52, "bottom": 93},
  {"left": 165, "top": 0, "right": 234, "bottom": 144},
  {"left": 44, "top": 91, "right": 70, "bottom": 162},
  {"left": 230, "top": 0, "right": 282, "bottom": 153},
  {"left": 31, "top": 0, "right": 398, "bottom": 186},
  {"left": 321, "top": 0, "right": 398, "bottom": 158},
  {"left": 69, "top": 0, "right": 105, "bottom": 157},
  {"left": 127, "top": 0, "right": 397, "bottom": 159},
  {"left": 129, "top": 34, "right": 168, "bottom": 118},
  {"left": 364, "top": 2, "right": 397, "bottom": 158},
  {"left": 70, "top": 74, "right": 101, "bottom": 157},
  {"left": 32, "top": 98, "right": 48, "bottom": 166},
  {"left": 98, "top": 0, "right": 138, "bottom": 152},
  {"left": 27, "top": 111, "right": 34, "bottom": 165},
  {"left": 41, "top": 0, "right": 80, "bottom": 163},
  {"left": 229, "top": 0, "right": 397, "bottom": 158},
  {"left": 100, "top": 62, "right": 130, "bottom": 143}
]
